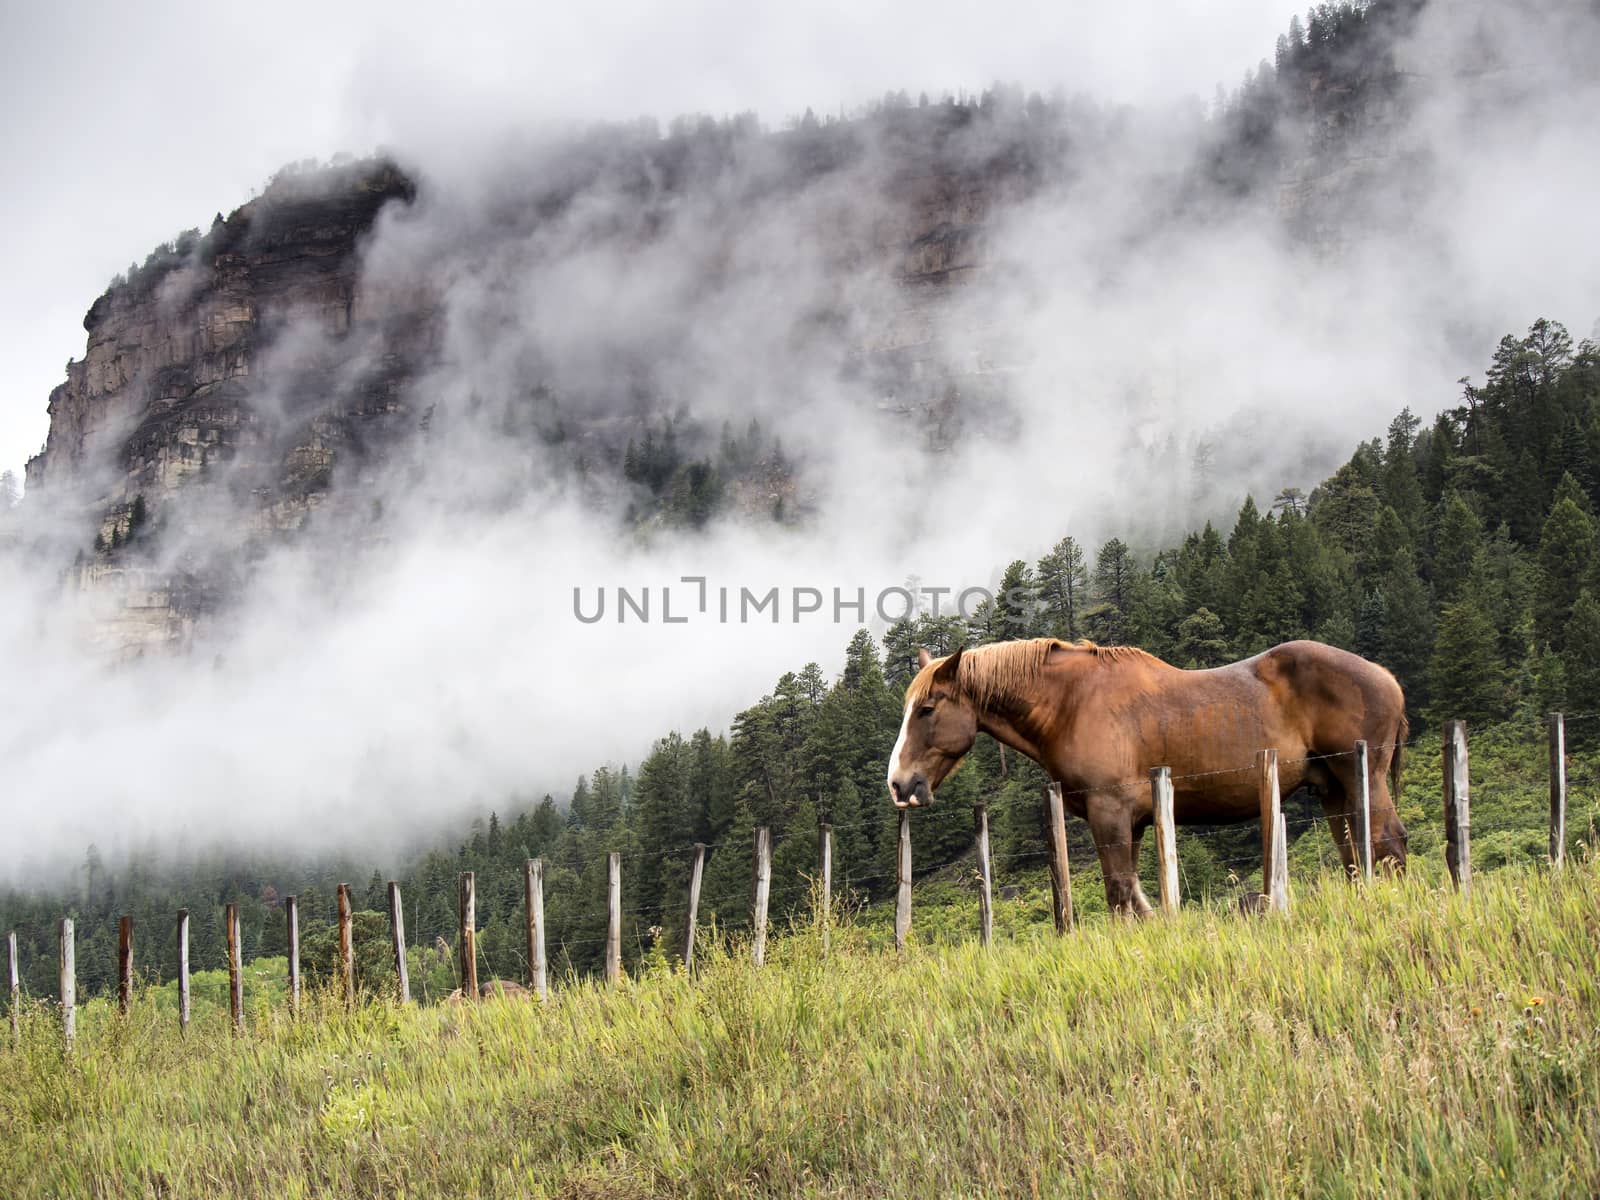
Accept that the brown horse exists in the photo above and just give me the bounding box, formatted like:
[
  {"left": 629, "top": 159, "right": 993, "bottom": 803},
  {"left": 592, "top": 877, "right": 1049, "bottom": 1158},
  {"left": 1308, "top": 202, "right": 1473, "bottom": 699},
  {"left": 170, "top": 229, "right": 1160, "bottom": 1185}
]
[{"left": 886, "top": 638, "right": 1408, "bottom": 914}]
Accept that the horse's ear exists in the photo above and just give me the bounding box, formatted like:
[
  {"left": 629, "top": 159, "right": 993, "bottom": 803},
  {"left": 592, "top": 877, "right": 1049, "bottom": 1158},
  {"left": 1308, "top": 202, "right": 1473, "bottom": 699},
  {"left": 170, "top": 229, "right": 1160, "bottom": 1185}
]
[
  {"left": 932, "top": 646, "right": 964, "bottom": 683},
  {"left": 917, "top": 647, "right": 933, "bottom": 670}
]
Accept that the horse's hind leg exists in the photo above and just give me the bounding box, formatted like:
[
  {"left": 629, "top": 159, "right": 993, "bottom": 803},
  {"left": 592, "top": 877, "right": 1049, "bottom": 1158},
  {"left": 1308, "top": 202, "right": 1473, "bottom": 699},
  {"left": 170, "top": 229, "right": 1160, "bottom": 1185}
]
[
  {"left": 1087, "top": 793, "right": 1153, "bottom": 918},
  {"left": 1128, "top": 821, "right": 1155, "bottom": 913}
]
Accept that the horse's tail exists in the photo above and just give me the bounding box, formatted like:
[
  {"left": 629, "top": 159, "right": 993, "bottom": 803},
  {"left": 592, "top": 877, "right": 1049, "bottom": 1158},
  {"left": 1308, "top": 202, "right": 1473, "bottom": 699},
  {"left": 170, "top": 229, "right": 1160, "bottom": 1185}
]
[{"left": 1388, "top": 711, "right": 1409, "bottom": 807}]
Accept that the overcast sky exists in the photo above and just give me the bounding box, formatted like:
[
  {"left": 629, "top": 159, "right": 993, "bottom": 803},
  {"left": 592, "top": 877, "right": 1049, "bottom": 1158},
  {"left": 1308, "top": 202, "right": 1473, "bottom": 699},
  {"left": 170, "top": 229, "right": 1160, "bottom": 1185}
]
[{"left": 0, "top": 0, "right": 1306, "bottom": 482}]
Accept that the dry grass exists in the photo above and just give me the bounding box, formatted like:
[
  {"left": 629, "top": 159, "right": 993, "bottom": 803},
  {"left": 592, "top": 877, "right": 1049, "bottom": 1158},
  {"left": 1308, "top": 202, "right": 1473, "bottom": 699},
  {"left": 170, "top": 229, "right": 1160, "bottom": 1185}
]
[{"left": 3, "top": 863, "right": 1597, "bottom": 1198}]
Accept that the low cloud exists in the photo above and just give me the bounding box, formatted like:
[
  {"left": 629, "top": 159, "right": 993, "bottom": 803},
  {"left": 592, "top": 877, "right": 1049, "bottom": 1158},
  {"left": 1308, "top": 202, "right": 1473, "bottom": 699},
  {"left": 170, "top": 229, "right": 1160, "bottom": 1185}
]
[{"left": 3, "top": 0, "right": 1597, "bottom": 883}]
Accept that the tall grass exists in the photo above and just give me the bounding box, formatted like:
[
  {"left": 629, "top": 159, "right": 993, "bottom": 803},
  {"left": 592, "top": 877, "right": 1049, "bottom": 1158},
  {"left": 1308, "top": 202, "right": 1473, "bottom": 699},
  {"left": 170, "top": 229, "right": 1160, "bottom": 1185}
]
[{"left": 3, "top": 863, "right": 1597, "bottom": 1198}]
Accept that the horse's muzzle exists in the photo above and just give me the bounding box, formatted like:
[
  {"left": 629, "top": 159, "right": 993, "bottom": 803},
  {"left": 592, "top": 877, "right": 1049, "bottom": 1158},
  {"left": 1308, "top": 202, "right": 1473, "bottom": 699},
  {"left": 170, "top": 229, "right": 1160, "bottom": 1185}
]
[{"left": 890, "top": 775, "right": 932, "bottom": 808}]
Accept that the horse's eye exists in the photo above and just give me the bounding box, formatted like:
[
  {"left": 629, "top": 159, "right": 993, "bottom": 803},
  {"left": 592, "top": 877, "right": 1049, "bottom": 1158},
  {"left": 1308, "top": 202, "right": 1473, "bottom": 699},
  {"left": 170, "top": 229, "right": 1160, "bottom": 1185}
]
[{"left": 917, "top": 704, "right": 936, "bottom": 718}]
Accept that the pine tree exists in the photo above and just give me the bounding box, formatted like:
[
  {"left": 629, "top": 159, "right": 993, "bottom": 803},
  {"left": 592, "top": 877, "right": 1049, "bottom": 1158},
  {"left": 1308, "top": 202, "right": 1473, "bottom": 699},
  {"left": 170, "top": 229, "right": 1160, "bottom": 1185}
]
[
  {"left": 730, "top": 697, "right": 785, "bottom": 828},
  {"left": 828, "top": 777, "right": 877, "bottom": 888},
  {"left": 1176, "top": 607, "right": 1230, "bottom": 668},
  {"left": 1429, "top": 596, "right": 1506, "bottom": 725},
  {"left": 1354, "top": 588, "right": 1386, "bottom": 660},
  {"left": 1129, "top": 551, "right": 1187, "bottom": 658},
  {"left": 1534, "top": 493, "right": 1598, "bottom": 649},
  {"left": 1528, "top": 644, "right": 1567, "bottom": 717},
  {"left": 1282, "top": 508, "right": 1353, "bottom": 638},
  {"left": 768, "top": 797, "right": 822, "bottom": 921},
  {"left": 1363, "top": 506, "right": 1411, "bottom": 581},
  {"left": 1312, "top": 462, "right": 1380, "bottom": 563},
  {"left": 995, "top": 559, "right": 1037, "bottom": 639},
  {"left": 1551, "top": 470, "right": 1594, "bottom": 516},
  {"left": 1035, "top": 535, "right": 1088, "bottom": 640},
  {"left": 1562, "top": 591, "right": 1600, "bottom": 720},
  {"left": 584, "top": 768, "right": 624, "bottom": 833},
  {"left": 631, "top": 733, "right": 694, "bottom": 928},
  {"left": 1383, "top": 408, "right": 1425, "bottom": 536},
  {"left": 699, "top": 798, "right": 756, "bottom": 929},
  {"left": 1174, "top": 523, "right": 1227, "bottom": 616},
  {"left": 880, "top": 617, "right": 923, "bottom": 691},
  {"left": 1431, "top": 492, "right": 1484, "bottom": 603},
  {"left": 1089, "top": 538, "right": 1139, "bottom": 644},
  {"left": 688, "top": 728, "right": 734, "bottom": 843},
  {"left": 1380, "top": 548, "right": 1433, "bottom": 712}
]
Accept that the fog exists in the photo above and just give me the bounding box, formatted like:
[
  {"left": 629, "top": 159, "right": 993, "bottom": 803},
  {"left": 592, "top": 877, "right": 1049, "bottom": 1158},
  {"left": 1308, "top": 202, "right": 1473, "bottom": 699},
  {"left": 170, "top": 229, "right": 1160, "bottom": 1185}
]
[{"left": 2, "top": 0, "right": 1598, "bottom": 882}]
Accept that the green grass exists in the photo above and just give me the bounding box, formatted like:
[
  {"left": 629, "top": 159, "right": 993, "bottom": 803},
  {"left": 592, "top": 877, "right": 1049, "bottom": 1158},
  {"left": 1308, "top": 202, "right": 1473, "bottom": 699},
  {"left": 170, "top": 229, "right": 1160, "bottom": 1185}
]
[{"left": 4, "top": 860, "right": 1598, "bottom": 1198}]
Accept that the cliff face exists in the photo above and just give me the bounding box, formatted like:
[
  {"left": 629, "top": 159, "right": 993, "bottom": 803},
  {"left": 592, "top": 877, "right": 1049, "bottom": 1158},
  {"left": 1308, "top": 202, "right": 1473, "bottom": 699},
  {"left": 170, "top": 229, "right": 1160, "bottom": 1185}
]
[
  {"left": 22, "top": 115, "right": 1060, "bottom": 649},
  {"left": 30, "top": 161, "right": 421, "bottom": 523},
  {"left": 19, "top": 60, "right": 1403, "bottom": 653}
]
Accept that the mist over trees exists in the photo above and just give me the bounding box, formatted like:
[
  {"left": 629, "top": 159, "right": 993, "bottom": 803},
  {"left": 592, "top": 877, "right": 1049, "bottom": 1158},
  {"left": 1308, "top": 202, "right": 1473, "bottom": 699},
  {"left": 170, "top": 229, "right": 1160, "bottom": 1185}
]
[
  {"left": 6, "top": 317, "right": 1598, "bottom": 998},
  {"left": 4, "top": 1, "right": 1599, "bottom": 1005}
]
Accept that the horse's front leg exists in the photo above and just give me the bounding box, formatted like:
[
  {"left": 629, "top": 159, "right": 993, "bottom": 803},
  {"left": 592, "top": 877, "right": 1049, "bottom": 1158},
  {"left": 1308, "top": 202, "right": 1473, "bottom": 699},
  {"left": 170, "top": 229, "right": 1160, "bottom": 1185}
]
[
  {"left": 1305, "top": 762, "right": 1359, "bottom": 879},
  {"left": 1087, "top": 792, "right": 1153, "bottom": 918}
]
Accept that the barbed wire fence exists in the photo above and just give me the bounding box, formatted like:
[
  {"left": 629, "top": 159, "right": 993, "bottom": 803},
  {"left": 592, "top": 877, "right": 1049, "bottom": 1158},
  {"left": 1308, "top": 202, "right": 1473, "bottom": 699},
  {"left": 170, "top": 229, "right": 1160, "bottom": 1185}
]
[{"left": 4, "top": 711, "right": 1596, "bottom": 1045}]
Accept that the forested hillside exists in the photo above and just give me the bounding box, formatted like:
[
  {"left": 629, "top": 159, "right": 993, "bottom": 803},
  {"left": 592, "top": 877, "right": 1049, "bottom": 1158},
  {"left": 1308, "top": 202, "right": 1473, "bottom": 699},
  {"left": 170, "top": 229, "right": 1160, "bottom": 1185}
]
[{"left": 5, "top": 317, "right": 1597, "bottom": 1000}]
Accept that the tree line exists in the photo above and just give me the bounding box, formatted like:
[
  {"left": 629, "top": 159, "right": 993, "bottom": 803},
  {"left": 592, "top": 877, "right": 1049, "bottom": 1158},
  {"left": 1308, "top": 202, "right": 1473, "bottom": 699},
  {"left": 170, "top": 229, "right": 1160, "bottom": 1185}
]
[{"left": 4, "top": 317, "right": 1598, "bottom": 1001}]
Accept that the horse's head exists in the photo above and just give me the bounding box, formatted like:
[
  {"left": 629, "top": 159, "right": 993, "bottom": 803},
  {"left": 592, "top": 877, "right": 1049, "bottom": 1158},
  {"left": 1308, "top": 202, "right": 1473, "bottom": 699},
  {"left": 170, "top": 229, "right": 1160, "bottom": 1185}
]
[{"left": 887, "top": 646, "right": 979, "bottom": 808}]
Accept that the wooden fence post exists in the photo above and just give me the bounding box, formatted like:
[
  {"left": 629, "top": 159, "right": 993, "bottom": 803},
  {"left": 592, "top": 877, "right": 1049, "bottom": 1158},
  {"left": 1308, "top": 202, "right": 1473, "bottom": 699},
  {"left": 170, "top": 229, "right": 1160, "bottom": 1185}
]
[
  {"left": 59, "top": 918, "right": 74, "bottom": 1050},
  {"left": 1549, "top": 713, "right": 1567, "bottom": 869},
  {"left": 975, "top": 804, "right": 994, "bottom": 948},
  {"left": 605, "top": 854, "right": 621, "bottom": 986},
  {"left": 388, "top": 881, "right": 410, "bottom": 1005},
  {"left": 225, "top": 904, "right": 243, "bottom": 1033},
  {"left": 118, "top": 915, "right": 134, "bottom": 1015},
  {"left": 286, "top": 895, "right": 300, "bottom": 1020},
  {"left": 337, "top": 884, "right": 355, "bottom": 1007},
  {"left": 1045, "top": 783, "right": 1074, "bottom": 930},
  {"left": 1443, "top": 720, "right": 1471, "bottom": 895},
  {"left": 525, "top": 859, "right": 547, "bottom": 1000},
  {"left": 1354, "top": 740, "right": 1373, "bottom": 884},
  {"left": 177, "top": 909, "right": 190, "bottom": 1033},
  {"left": 818, "top": 823, "right": 832, "bottom": 955},
  {"left": 894, "top": 808, "right": 912, "bottom": 953},
  {"left": 7, "top": 930, "right": 18, "bottom": 1041},
  {"left": 1150, "top": 767, "right": 1180, "bottom": 914},
  {"left": 459, "top": 872, "right": 479, "bottom": 998},
  {"left": 682, "top": 844, "right": 705, "bottom": 972},
  {"left": 751, "top": 828, "right": 772, "bottom": 966},
  {"left": 1257, "top": 749, "right": 1288, "bottom": 914}
]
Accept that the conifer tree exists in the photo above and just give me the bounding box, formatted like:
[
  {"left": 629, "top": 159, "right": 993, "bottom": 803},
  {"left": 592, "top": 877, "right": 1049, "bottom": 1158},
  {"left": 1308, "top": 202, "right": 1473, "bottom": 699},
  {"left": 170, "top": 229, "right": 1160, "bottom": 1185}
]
[
  {"left": 1535, "top": 492, "right": 1598, "bottom": 649},
  {"left": 1176, "top": 607, "right": 1230, "bottom": 668},
  {"left": 1379, "top": 548, "right": 1433, "bottom": 712},
  {"left": 1035, "top": 535, "right": 1088, "bottom": 640},
  {"left": 1089, "top": 538, "right": 1139, "bottom": 644},
  {"left": 1562, "top": 591, "right": 1600, "bottom": 720},
  {"left": 995, "top": 559, "right": 1037, "bottom": 639},
  {"left": 1432, "top": 492, "right": 1484, "bottom": 603},
  {"left": 699, "top": 797, "right": 756, "bottom": 929},
  {"left": 1430, "top": 596, "right": 1506, "bottom": 725},
  {"left": 1382, "top": 408, "right": 1425, "bottom": 536}
]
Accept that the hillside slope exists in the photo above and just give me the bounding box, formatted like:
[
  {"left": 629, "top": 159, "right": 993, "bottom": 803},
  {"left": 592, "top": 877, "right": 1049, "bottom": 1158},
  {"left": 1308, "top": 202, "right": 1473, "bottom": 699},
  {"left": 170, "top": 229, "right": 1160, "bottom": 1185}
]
[
  {"left": 12, "top": 3, "right": 1437, "bottom": 650},
  {"left": 3, "top": 862, "right": 1596, "bottom": 1198}
]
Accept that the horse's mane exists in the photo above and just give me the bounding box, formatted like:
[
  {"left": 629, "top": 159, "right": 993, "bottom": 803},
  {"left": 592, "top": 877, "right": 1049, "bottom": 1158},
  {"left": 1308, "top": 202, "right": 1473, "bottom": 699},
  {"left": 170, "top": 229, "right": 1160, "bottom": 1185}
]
[{"left": 906, "top": 638, "right": 1159, "bottom": 710}]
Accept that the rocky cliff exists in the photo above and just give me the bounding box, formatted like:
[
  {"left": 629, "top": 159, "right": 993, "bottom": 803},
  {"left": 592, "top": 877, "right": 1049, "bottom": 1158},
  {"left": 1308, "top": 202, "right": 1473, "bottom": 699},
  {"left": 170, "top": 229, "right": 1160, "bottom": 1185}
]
[
  {"left": 21, "top": 106, "right": 1085, "bottom": 649},
  {"left": 21, "top": 160, "right": 433, "bottom": 648},
  {"left": 17, "top": 21, "right": 1420, "bottom": 652},
  {"left": 31, "top": 161, "right": 421, "bottom": 525}
]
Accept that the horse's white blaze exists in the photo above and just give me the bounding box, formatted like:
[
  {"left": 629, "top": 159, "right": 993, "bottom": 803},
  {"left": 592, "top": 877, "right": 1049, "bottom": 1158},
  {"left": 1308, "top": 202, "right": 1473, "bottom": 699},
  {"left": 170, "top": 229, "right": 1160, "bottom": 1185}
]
[{"left": 887, "top": 699, "right": 913, "bottom": 795}]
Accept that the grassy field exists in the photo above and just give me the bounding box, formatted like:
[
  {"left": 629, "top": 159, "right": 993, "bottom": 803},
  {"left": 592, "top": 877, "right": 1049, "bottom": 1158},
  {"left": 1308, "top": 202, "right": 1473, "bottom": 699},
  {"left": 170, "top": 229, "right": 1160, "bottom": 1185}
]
[{"left": 4, "top": 860, "right": 1598, "bottom": 1199}]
